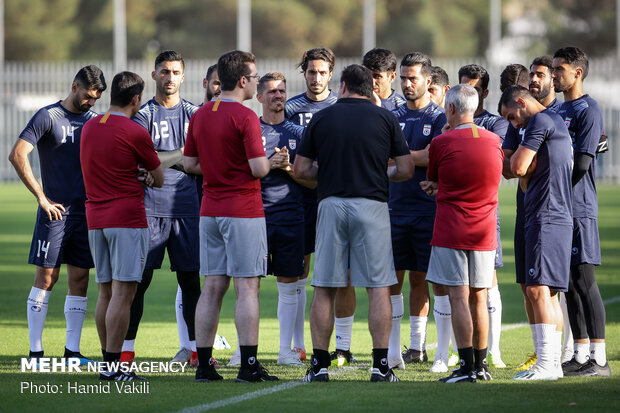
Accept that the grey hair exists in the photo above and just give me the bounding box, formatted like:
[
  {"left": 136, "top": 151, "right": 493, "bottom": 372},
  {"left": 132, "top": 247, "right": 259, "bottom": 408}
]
[{"left": 445, "top": 84, "right": 478, "bottom": 115}]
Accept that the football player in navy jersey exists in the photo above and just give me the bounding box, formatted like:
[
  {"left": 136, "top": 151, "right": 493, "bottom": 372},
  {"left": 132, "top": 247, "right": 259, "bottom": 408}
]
[
  {"left": 553, "top": 47, "right": 610, "bottom": 377},
  {"left": 428, "top": 66, "right": 450, "bottom": 108},
  {"left": 458, "top": 64, "right": 509, "bottom": 369},
  {"left": 390, "top": 52, "right": 447, "bottom": 371},
  {"left": 9, "top": 65, "right": 106, "bottom": 364},
  {"left": 256, "top": 72, "right": 316, "bottom": 366},
  {"left": 362, "top": 48, "right": 406, "bottom": 111},
  {"left": 285, "top": 48, "right": 340, "bottom": 364},
  {"left": 529, "top": 56, "right": 561, "bottom": 110},
  {"left": 120, "top": 50, "right": 202, "bottom": 367},
  {"left": 501, "top": 58, "right": 565, "bottom": 372},
  {"left": 501, "top": 85, "right": 573, "bottom": 381},
  {"left": 203, "top": 64, "right": 221, "bottom": 104}
]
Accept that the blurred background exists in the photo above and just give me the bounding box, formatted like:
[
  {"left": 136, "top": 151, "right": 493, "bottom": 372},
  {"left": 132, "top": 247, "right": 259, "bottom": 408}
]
[{"left": 1, "top": 0, "right": 618, "bottom": 181}]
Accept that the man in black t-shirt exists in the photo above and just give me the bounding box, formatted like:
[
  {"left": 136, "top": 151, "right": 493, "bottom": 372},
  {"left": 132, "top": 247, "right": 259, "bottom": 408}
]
[{"left": 294, "top": 65, "right": 414, "bottom": 383}]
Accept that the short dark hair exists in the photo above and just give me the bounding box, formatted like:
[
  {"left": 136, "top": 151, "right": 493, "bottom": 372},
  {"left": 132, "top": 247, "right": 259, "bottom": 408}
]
[
  {"left": 155, "top": 50, "right": 185, "bottom": 70},
  {"left": 530, "top": 55, "right": 553, "bottom": 72},
  {"left": 554, "top": 46, "right": 589, "bottom": 80},
  {"left": 206, "top": 64, "right": 218, "bottom": 81},
  {"left": 430, "top": 66, "right": 449, "bottom": 87},
  {"left": 217, "top": 50, "right": 256, "bottom": 91},
  {"left": 73, "top": 65, "right": 107, "bottom": 91},
  {"left": 258, "top": 72, "right": 286, "bottom": 95},
  {"left": 110, "top": 71, "right": 144, "bottom": 107},
  {"left": 498, "top": 85, "right": 533, "bottom": 113},
  {"left": 297, "top": 47, "right": 335, "bottom": 73},
  {"left": 362, "top": 48, "right": 397, "bottom": 73},
  {"left": 400, "top": 52, "right": 432, "bottom": 77},
  {"left": 458, "top": 64, "right": 489, "bottom": 90},
  {"left": 340, "top": 64, "right": 373, "bottom": 99},
  {"left": 500, "top": 64, "right": 529, "bottom": 92}
]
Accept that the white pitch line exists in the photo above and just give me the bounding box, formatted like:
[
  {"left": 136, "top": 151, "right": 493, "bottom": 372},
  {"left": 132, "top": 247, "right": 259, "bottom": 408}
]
[
  {"left": 174, "top": 364, "right": 364, "bottom": 413},
  {"left": 176, "top": 295, "right": 620, "bottom": 412}
]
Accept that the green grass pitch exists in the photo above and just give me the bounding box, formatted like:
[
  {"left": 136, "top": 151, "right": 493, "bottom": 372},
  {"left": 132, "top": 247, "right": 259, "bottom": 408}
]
[{"left": 1, "top": 183, "right": 619, "bottom": 412}]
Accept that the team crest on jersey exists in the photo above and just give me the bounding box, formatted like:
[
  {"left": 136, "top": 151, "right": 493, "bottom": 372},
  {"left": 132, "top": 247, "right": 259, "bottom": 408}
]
[
  {"left": 288, "top": 139, "right": 296, "bottom": 150},
  {"left": 423, "top": 124, "right": 432, "bottom": 136},
  {"left": 564, "top": 117, "right": 572, "bottom": 127}
]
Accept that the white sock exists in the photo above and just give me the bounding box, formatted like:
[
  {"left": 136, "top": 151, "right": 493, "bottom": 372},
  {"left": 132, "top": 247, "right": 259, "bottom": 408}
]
[
  {"left": 409, "top": 316, "right": 428, "bottom": 351},
  {"left": 175, "top": 285, "right": 190, "bottom": 350},
  {"left": 277, "top": 281, "right": 298, "bottom": 354},
  {"left": 530, "top": 324, "right": 538, "bottom": 353},
  {"left": 122, "top": 339, "right": 135, "bottom": 352},
  {"left": 27, "top": 287, "right": 50, "bottom": 353},
  {"left": 487, "top": 286, "right": 502, "bottom": 357},
  {"left": 335, "top": 315, "right": 354, "bottom": 351},
  {"left": 536, "top": 323, "right": 556, "bottom": 371},
  {"left": 555, "top": 331, "right": 563, "bottom": 375},
  {"left": 590, "top": 342, "right": 607, "bottom": 366},
  {"left": 64, "top": 295, "right": 87, "bottom": 353},
  {"left": 559, "top": 293, "right": 574, "bottom": 353},
  {"left": 293, "top": 278, "right": 307, "bottom": 350},
  {"left": 433, "top": 295, "right": 452, "bottom": 358},
  {"left": 574, "top": 342, "right": 589, "bottom": 364},
  {"left": 388, "top": 294, "right": 404, "bottom": 360},
  {"left": 190, "top": 340, "right": 197, "bottom": 352}
]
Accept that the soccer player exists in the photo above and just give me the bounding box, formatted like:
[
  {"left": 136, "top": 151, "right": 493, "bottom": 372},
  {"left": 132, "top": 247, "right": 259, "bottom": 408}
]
[
  {"left": 458, "top": 64, "right": 509, "bottom": 369},
  {"left": 500, "top": 64, "right": 529, "bottom": 93},
  {"left": 294, "top": 64, "right": 414, "bottom": 382},
  {"left": 362, "top": 47, "right": 406, "bottom": 110},
  {"left": 285, "top": 47, "right": 339, "bottom": 364},
  {"left": 422, "top": 84, "right": 503, "bottom": 383},
  {"left": 428, "top": 66, "right": 450, "bottom": 108},
  {"left": 553, "top": 47, "right": 611, "bottom": 377},
  {"left": 501, "top": 58, "right": 563, "bottom": 372},
  {"left": 500, "top": 85, "right": 573, "bottom": 381},
  {"left": 203, "top": 64, "right": 221, "bottom": 103},
  {"left": 121, "top": 51, "right": 202, "bottom": 366},
  {"left": 81, "top": 71, "right": 163, "bottom": 381},
  {"left": 184, "top": 50, "right": 278, "bottom": 383},
  {"left": 389, "top": 52, "right": 446, "bottom": 369},
  {"left": 256, "top": 72, "right": 316, "bottom": 366},
  {"left": 9, "top": 65, "right": 106, "bottom": 364}
]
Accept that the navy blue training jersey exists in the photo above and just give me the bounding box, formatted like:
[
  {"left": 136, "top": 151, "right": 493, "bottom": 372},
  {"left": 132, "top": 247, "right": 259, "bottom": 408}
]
[
  {"left": 555, "top": 95, "right": 603, "bottom": 219},
  {"left": 285, "top": 91, "right": 338, "bottom": 205},
  {"left": 389, "top": 101, "right": 446, "bottom": 216},
  {"left": 285, "top": 91, "right": 338, "bottom": 127},
  {"left": 520, "top": 109, "right": 573, "bottom": 227},
  {"left": 260, "top": 119, "right": 305, "bottom": 224},
  {"left": 132, "top": 98, "right": 199, "bottom": 218},
  {"left": 19, "top": 101, "right": 97, "bottom": 215},
  {"left": 381, "top": 90, "right": 406, "bottom": 112},
  {"left": 503, "top": 98, "right": 562, "bottom": 152},
  {"left": 474, "top": 110, "right": 509, "bottom": 142}
]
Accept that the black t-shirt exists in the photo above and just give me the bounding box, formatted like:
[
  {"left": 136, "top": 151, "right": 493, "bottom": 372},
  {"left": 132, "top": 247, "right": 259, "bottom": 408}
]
[{"left": 297, "top": 97, "right": 410, "bottom": 203}]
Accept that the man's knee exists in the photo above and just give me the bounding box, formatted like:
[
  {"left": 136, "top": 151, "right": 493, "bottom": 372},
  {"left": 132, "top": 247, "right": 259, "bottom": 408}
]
[{"left": 34, "top": 267, "right": 60, "bottom": 290}]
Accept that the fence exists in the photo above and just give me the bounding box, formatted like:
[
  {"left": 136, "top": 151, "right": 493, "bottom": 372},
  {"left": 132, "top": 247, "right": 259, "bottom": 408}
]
[{"left": 1, "top": 57, "right": 619, "bottom": 182}]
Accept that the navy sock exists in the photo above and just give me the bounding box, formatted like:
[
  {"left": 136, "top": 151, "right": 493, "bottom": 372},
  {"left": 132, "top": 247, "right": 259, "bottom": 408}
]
[
  {"left": 474, "top": 347, "right": 487, "bottom": 370},
  {"left": 457, "top": 347, "right": 474, "bottom": 372},
  {"left": 240, "top": 345, "right": 258, "bottom": 372},
  {"left": 196, "top": 347, "right": 213, "bottom": 368},
  {"left": 372, "top": 348, "right": 389, "bottom": 374},
  {"left": 312, "top": 349, "right": 331, "bottom": 373}
]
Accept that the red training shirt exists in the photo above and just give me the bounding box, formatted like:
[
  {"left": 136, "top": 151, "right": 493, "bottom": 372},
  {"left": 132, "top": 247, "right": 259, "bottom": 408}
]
[
  {"left": 184, "top": 98, "right": 266, "bottom": 218},
  {"left": 427, "top": 124, "right": 504, "bottom": 250},
  {"left": 81, "top": 112, "right": 161, "bottom": 229}
]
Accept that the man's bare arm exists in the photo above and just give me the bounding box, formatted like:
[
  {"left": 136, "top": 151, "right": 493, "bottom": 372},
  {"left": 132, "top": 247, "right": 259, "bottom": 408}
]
[
  {"left": 183, "top": 156, "right": 202, "bottom": 175},
  {"left": 8, "top": 139, "right": 65, "bottom": 220},
  {"left": 388, "top": 153, "right": 415, "bottom": 182},
  {"left": 293, "top": 155, "right": 318, "bottom": 182},
  {"left": 248, "top": 156, "right": 270, "bottom": 179}
]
